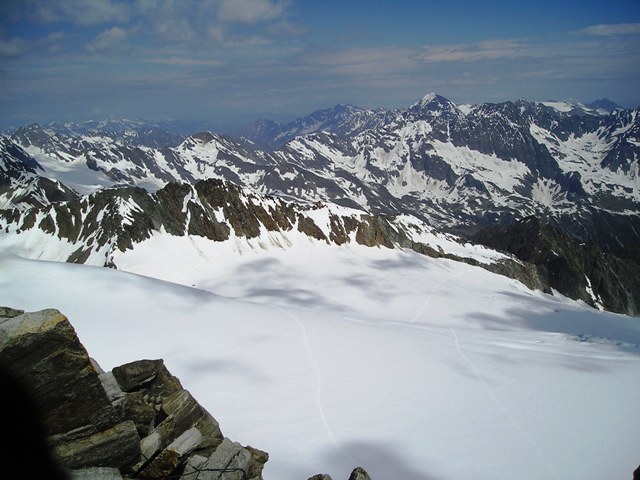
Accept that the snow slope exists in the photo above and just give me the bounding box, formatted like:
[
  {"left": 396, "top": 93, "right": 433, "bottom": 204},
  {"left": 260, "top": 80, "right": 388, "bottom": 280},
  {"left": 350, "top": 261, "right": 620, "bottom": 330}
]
[{"left": 1, "top": 247, "right": 639, "bottom": 480}]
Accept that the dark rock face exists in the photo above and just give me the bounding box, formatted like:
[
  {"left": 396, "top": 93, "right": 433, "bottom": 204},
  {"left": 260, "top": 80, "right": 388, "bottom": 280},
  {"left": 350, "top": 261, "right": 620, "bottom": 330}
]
[
  {"left": 1, "top": 177, "right": 442, "bottom": 269},
  {"left": 472, "top": 216, "right": 640, "bottom": 315},
  {"left": 0, "top": 309, "right": 140, "bottom": 471},
  {"left": 0, "top": 308, "right": 268, "bottom": 480}
]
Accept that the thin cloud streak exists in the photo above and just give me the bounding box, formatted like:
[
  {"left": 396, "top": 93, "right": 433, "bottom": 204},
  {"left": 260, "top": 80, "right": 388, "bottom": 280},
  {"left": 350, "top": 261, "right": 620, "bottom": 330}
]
[{"left": 578, "top": 22, "right": 640, "bottom": 36}]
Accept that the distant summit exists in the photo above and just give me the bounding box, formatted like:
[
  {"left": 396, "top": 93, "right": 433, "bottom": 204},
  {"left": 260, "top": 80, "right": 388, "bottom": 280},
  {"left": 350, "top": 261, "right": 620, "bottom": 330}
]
[{"left": 585, "top": 98, "right": 624, "bottom": 113}]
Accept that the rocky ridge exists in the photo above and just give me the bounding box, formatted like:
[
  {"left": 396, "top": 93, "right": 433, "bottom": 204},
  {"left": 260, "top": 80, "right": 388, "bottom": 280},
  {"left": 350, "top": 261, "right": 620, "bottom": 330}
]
[
  {"left": 0, "top": 306, "right": 373, "bottom": 480},
  {"left": 0, "top": 172, "right": 637, "bottom": 314},
  {"left": 1, "top": 93, "right": 639, "bottom": 315}
]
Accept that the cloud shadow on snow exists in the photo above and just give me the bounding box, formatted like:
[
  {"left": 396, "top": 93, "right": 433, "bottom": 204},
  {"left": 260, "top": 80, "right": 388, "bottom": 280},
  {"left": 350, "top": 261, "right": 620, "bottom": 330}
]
[
  {"left": 321, "top": 440, "right": 446, "bottom": 480},
  {"left": 464, "top": 290, "right": 640, "bottom": 358},
  {"left": 184, "top": 357, "right": 271, "bottom": 384}
]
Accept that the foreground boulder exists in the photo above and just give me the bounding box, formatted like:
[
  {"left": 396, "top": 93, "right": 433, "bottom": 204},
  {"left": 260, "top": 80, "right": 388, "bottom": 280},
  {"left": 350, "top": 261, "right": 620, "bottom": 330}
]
[
  {"left": 307, "top": 468, "right": 372, "bottom": 480},
  {"left": 0, "top": 307, "right": 268, "bottom": 479}
]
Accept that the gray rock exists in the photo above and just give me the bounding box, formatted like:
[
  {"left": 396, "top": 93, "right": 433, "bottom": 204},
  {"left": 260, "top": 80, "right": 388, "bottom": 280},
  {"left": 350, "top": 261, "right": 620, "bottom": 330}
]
[
  {"left": 0, "top": 308, "right": 269, "bottom": 479},
  {"left": 138, "top": 426, "right": 205, "bottom": 478},
  {"left": 136, "top": 389, "right": 223, "bottom": 473},
  {"left": 0, "top": 309, "right": 121, "bottom": 438},
  {"left": 308, "top": 475, "right": 333, "bottom": 480},
  {"left": 71, "top": 467, "right": 123, "bottom": 480},
  {"left": 112, "top": 358, "right": 182, "bottom": 394},
  {"left": 119, "top": 389, "right": 157, "bottom": 437},
  {"left": 245, "top": 445, "right": 269, "bottom": 479},
  {"left": 348, "top": 467, "right": 372, "bottom": 480},
  {"left": 179, "top": 453, "right": 209, "bottom": 479},
  {"left": 0, "top": 309, "right": 142, "bottom": 471},
  {"left": 111, "top": 359, "right": 185, "bottom": 438},
  {"left": 196, "top": 438, "right": 252, "bottom": 480},
  {"left": 99, "top": 371, "right": 125, "bottom": 405},
  {"left": 162, "top": 389, "right": 224, "bottom": 442},
  {"left": 53, "top": 420, "right": 140, "bottom": 470},
  {"left": 0, "top": 306, "right": 24, "bottom": 318}
]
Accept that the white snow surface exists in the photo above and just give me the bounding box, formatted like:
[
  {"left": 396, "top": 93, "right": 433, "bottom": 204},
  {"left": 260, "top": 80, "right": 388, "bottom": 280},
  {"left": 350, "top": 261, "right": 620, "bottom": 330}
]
[{"left": 1, "top": 244, "right": 639, "bottom": 480}]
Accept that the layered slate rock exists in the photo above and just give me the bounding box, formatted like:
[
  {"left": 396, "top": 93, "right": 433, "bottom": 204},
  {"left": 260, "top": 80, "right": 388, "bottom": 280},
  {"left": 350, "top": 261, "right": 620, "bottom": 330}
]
[
  {"left": 0, "top": 308, "right": 268, "bottom": 480},
  {"left": 0, "top": 308, "right": 140, "bottom": 471}
]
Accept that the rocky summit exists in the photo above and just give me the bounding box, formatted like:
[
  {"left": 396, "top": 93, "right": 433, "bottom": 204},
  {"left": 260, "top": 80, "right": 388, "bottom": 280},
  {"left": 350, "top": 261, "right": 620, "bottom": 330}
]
[
  {"left": 0, "top": 306, "right": 374, "bottom": 480},
  {"left": 0, "top": 307, "right": 268, "bottom": 480}
]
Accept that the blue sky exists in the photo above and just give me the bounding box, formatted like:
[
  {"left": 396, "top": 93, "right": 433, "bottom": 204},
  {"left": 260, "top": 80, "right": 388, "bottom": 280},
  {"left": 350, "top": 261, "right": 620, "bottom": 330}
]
[{"left": 1, "top": 0, "right": 639, "bottom": 129}]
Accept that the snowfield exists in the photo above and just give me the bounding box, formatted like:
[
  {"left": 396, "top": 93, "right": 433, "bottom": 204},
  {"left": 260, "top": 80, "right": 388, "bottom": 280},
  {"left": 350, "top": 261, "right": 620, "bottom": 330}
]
[{"left": 1, "top": 242, "right": 639, "bottom": 480}]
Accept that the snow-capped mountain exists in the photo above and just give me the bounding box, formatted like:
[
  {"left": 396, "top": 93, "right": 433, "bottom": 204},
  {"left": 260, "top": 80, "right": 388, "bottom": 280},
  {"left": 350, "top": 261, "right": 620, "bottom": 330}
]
[
  {"left": 3, "top": 90, "right": 640, "bottom": 480},
  {"left": 0, "top": 136, "right": 76, "bottom": 210},
  {"left": 1, "top": 93, "right": 639, "bottom": 313},
  {"left": 236, "top": 104, "right": 397, "bottom": 149},
  {"left": 41, "top": 119, "right": 185, "bottom": 148}
]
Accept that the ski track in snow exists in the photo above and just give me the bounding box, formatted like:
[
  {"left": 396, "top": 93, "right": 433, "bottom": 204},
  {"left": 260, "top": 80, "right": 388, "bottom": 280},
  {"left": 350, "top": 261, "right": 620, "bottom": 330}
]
[
  {"left": 411, "top": 262, "right": 464, "bottom": 323},
  {"left": 450, "top": 327, "right": 560, "bottom": 480},
  {"left": 276, "top": 306, "right": 358, "bottom": 467}
]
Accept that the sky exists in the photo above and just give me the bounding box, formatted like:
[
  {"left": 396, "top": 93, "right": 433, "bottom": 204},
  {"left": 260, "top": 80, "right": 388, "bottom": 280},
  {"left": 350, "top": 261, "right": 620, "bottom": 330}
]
[{"left": 1, "top": 0, "right": 639, "bottom": 130}]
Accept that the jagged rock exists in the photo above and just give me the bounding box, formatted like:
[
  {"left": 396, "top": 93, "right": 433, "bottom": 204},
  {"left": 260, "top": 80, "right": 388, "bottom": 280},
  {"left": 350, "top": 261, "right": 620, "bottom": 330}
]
[
  {"left": 134, "top": 387, "right": 224, "bottom": 475},
  {"left": 245, "top": 445, "right": 269, "bottom": 479},
  {"left": 0, "top": 309, "right": 142, "bottom": 471},
  {"left": 472, "top": 216, "right": 640, "bottom": 315},
  {"left": 298, "top": 213, "right": 328, "bottom": 241},
  {"left": 138, "top": 426, "right": 206, "bottom": 478},
  {"left": 111, "top": 359, "right": 185, "bottom": 438},
  {"left": 179, "top": 453, "right": 209, "bottom": 478},
  {"left": 634, "top": 464, "right": 640, "bottom": 480},
  {"left": 348, "top": 467, "right": 372, "bottom": 480},
  {"left": 194, "top": 437, "right": 254, "bottom": 480},
  {"left": 0, "top": 309, "right": 119, "bottom": 435},
  {"left": 0, "top": 307, "right": 270, "bottom": 479},
  {"left": 53, "top": 420, "right": 140, "bottom": 470},
  {"left": 161, "top": 389, "right": 224, "bottom": 441},
  {"left": 112, "top": 358, "right": 183, "bottom": 394},
  {"left": 98, "top": 371, "right": 126, "bottom": 411},
  {"left": 71, "top": 467, "right": 123, "bottom": 480},
  {"left": 308, "top": 475, "right": 333, "bottom": 480},
  {"left": 0, "top": 306, "right": 24, "bottom": 318}
]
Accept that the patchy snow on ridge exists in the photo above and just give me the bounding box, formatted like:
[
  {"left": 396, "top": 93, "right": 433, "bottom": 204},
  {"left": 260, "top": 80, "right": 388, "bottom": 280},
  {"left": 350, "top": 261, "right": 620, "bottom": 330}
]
[
  {"left": 530, "top": 123, "right": 639, "bottom": 200},
  {"left": 541, "top": 101, "right": 576, "bottom": 113}
]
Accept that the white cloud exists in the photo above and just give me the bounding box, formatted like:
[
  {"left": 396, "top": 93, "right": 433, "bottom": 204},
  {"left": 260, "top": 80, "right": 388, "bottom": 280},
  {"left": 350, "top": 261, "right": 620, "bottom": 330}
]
[
  {"left": 85, "top": 26, "right": 131, "bottom": 54},
  {"left": 578, "top": 23, "right": 640, "bottom": 36},
  {"left": 304, "top": 46, "right": 419, "bottom": 75},
  {"left": 26, "top": 0, "right": 130, "bottom": 26},
  {"left": 217, "top": 0, "right": 290, "bottom": 24},
  {"left": 0, "top": 37, "right": 31, "bottom": 58},
  {"left": 422, "top": 40, "right": 526, "bottom": 62},
  {"left": 144, "top": 56, "right": 224, "bottom": 67}
]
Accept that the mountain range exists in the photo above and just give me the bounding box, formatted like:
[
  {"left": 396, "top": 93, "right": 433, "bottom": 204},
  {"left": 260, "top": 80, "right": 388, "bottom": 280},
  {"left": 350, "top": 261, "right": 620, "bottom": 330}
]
[{"left": 1, "top": 93, "right": 638, "bottom": 314}]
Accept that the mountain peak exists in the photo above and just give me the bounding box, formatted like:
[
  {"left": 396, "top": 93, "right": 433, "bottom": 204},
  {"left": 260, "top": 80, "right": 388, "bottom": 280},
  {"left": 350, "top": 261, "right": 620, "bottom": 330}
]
[
  {"left": 585, "top": 98, "right": 623, "bottom": 113},
  {"left": 410, "top": 92, "right": 456, "bottom": 111}
]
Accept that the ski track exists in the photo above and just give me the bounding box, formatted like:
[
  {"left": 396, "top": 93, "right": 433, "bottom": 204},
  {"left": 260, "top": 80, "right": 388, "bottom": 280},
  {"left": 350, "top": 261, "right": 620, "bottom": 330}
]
[
  {"left": 411, "top": 263, "right": 464, "bottom": 323},
  {"left": 450, "top": 327, "right": 560, "bottom": 480},
  {"left": 276, "top": 306, "right": 358, "bottom": 467}
]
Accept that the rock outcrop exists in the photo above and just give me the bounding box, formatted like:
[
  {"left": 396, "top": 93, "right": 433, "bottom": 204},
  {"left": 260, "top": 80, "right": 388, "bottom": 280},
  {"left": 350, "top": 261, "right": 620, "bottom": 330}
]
[
  {"left": 307, "top": 468, "right": 373, "bottom": 480},
  {"left": 0, "top": 307, "right": 268, "bottom": 480},
  {"left": 472, "top": 216, "right": 640, "bottom": 315}
]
